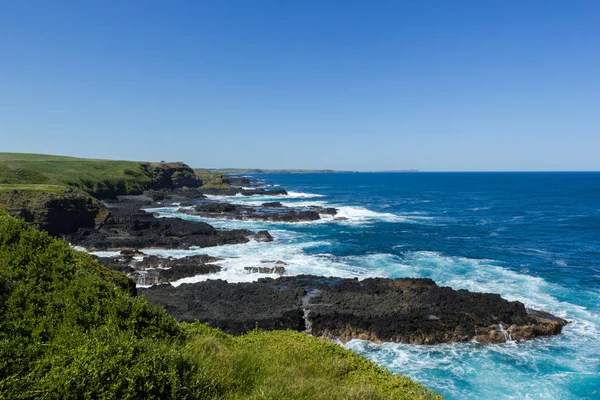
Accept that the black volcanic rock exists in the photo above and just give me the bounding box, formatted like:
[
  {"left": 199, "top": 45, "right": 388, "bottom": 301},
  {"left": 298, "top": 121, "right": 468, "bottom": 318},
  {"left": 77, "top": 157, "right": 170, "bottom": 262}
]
[
  {"left": 240, "top": 188, "right": 288, "bottom": 196},
  {"left": 140, "top": 275, "right": 568, "bottom": 345},
  {"left": 141, "top": 279, "right": 306, "bottom": 334},
  {"left": 179, "top": 201, "right": 330, "bottom": 223},
  {"left": 198, "top": 188, "right": 288, "bottom": 196},
  {"left": 67, "top": 205, "right": 253, "bottom": 251},
  {"left": 195, "top": 202, "right": 239, "bottom": 213},
  {"left": 225, "top": 176, "right": 252, "bottom": 186},
  {"left": 261, "top": 202, "right": 283, "bottom": 207},
  {"left": 254, "top": 230, "right": 274, "bottom": 242},
  {"left": 244, "top": 266, "right": 286, "bottom": 275},
  {"left": 95, "top": 253, "right": 223, "bottom": 285}
]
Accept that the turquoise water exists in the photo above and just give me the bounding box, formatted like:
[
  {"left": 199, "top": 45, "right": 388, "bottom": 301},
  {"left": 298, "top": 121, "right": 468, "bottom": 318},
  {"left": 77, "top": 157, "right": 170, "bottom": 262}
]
[{"left": 146, "top": 172, "right": 599, "bottom": 399}]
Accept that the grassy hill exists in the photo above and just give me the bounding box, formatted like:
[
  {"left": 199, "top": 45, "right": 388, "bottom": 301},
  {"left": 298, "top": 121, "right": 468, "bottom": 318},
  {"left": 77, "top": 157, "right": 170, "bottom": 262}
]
[
  {"left": 0, "top": 153, "right": 199, "bottom": 198},
  {"left": 0, "top": 210, "right": 439, "bottom": 399}
]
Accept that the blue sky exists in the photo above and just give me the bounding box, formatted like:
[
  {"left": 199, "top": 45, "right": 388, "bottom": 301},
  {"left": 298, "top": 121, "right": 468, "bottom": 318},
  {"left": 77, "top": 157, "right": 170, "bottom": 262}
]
[{"left": 1, "top": 0, "right": 598, "bottom": 171}]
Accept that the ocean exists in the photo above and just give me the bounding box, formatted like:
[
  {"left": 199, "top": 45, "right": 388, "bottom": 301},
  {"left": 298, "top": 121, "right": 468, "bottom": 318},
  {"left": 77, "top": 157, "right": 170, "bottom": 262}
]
[{"left": 117, "top": 172, "right": 599, "bottom": 399}]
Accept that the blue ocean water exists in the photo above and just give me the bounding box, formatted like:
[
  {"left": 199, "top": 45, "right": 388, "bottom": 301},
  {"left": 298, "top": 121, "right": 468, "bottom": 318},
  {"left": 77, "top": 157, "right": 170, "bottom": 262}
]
[{"left": 144, "top": 172, "right": 600, "bottom": 399}]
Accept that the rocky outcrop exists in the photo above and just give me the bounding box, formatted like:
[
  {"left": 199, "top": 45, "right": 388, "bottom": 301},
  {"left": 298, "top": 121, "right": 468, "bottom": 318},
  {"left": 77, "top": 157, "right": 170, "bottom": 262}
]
[
  {"left": 262, "top": 202, "right": 283, "bottom": 207},
  {"left": 141, "top": 163, "right": 201, "bottom": 189},
  {"left": 67, "top": 203, "right": 253, "bottom": 251},
  {"left": 241, "top": 188, "right": 288, "bottom": 196},
  {"left": 178, "top": 202, "right": 334, "bottom": 223},
  {"left": 141, "top": 279, "right": 306, "bottom": 334},
  {"left": 244, "top": 265, "right": 286, "bottom": 275},
  {"left": 253, "top": 231, "right": 274, "bottom": 242},
  {"left": 198, "top": 187, "right": 289, "bottom": 196},
  {"left": 0, "top": 188, "right": 102, "bottom": 236},
  {"left": 140, "top": 275, "right": 568, "bottom": 345},
  {"left": 144, "top": 188, "right": 207, "bottom": 203},
  {"left": 224, "top": 176, "right": 251, "bottom": 186},
  {"left": 96, "top": 252, "right": 222, "bottom": 285}
]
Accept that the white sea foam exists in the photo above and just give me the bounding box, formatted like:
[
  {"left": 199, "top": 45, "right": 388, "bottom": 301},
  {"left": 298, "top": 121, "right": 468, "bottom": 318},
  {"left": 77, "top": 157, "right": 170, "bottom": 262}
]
[
  {"left": 286, "top": 191, "right": 325, "bottom": 198},
  {"left": 89, "top": 250, "right": 122, "bottom": 257},
  {"left": 140, "top": 233, "right": 388, "bottom": 286},
  {"left": 147, "top": 203, "right": 428, "bottom": 227},
  {"left": 341, "top": 251, "right": 600, "bottom": 400}
]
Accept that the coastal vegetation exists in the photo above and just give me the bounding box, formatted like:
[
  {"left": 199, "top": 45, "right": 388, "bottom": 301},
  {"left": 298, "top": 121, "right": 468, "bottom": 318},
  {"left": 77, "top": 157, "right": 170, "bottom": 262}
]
[
  {"left": 0, "top": 153, "right": 200, "bottom": 198},
  {"left": 193, "top": 168, "right": 232, "bottom": 190},
  {"left": 0, "top": 210, "right": 440, "bottom": 399}
]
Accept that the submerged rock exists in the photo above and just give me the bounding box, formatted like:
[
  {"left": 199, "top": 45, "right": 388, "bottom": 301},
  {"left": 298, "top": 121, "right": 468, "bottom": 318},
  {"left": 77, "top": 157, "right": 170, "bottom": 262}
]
[{"left": 140, "top": 275, "right": 568, "bottom": 345}]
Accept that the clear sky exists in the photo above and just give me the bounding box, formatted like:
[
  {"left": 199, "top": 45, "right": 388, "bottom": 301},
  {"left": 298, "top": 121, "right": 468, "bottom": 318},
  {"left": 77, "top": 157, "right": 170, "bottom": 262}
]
[{"left": 1, "top": 1, "right": 598, "bottom": 171}]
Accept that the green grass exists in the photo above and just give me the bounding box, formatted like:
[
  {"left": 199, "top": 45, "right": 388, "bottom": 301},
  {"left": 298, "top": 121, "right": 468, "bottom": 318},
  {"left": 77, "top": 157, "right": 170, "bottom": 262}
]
[
  {"left": 194, "top": 168, "right": 232, "bottom": 189},
  {"left": 0, "top": 184, "right": 101, "bottom": 215},
  {"left": 0, "top": 153, "right": 198, "bottom": 198},
  {"left": 0, "top": 210, "right": 440, "bottom": 399},
  {"left": 0, "top": 184, "right": 69, "bottom": 194}
]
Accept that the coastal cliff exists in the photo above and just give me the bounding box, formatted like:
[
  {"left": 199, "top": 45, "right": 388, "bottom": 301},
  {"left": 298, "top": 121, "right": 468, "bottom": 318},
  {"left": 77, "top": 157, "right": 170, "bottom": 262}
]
[{"left": 0, "top": 152, "right": 201, "bottom": 199}]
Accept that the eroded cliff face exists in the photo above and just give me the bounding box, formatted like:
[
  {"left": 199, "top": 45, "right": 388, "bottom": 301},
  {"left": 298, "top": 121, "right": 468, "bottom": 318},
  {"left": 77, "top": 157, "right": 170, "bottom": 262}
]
[
  {"left": 141, "top": 162, "right": 201, "bottom": 190},
  {"left": 0, "top": 188, "right": 102, "bottom": 236}
]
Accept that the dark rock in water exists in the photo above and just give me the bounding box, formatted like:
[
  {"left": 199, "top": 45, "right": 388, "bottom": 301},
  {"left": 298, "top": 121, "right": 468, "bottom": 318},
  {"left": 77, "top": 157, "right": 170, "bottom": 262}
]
[
  {"left": 143, "top": 188, "right": 208, "bottom": 203},
  {"left": 261, "top": 260, "right": 288, "bottom": 266},
  {"left": 318, "top": 207, "right": 338, "bottom": 215},
  {"left": 254, "top": 230, "right": 274, "bottom": 242},
  {"left": 225, "top": 176, "right": 252, "bottom": 186},
  {"left": 140, "top": 275, "right": 568, "bottom": 344},
  {"left": 195, "top": 202, "right": 239, "bottom": 213},
  {"left": 244, "top": 266, "right": 286, "bottom": 275},
  {"left": 241, "top": 188, "right": 288, "bottom": 196},
  {"left": 198, "top": 187, "right": 288, "bottom": 197},
  {"left": 179, "top": 202, "right": 323, "bottom": 223},
  {"left": 141, "top": 280, "right": 306, "bottom": 335},
  {"left": 95, "top": 253, "right": 222, "bottom": 285},
  {"left": 262, "top": 202, "right": 283, "bottom": 207},
  {"left": 67, "top": 205, "right": 252, "bottom": 250}
]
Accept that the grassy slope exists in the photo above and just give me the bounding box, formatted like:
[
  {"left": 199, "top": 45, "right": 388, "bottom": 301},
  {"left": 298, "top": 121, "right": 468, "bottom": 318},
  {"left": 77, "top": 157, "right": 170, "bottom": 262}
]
[
  {"left": 0, "top": 152, "right": 156, "bottom": 195},
  {"left": 194, "top": 168, "right": 232, "bottom": 189},
  {"left": 0, "top": 211, "right": 439, "bottom": 399},
  {"left": 0, "top": 153, "right": 227, "bottom": 195}
]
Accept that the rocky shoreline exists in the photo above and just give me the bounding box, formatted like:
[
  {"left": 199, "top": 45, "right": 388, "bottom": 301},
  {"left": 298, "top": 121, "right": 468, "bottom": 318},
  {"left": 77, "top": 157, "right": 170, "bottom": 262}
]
[
  {"left": 140, "top": 275, "right": 567, "bottom": 345},
  {"left": 15, "top": 174, "right": 568, "bottom": 346}
]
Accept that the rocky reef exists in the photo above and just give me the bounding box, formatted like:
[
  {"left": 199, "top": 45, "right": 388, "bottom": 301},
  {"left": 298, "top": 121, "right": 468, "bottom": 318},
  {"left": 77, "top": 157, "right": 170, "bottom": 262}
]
[
  {"left": 67, "top": 203, "right": 253, "bottom": 251},
  {"left": 140, "top": 275, "right": 567, "bottom": 344},
  {"left": 95, "top": 251, "right": 223, "bottom": 285},
  {"left": 178, "top": 201, "right": 336, "bottom": 223}
]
